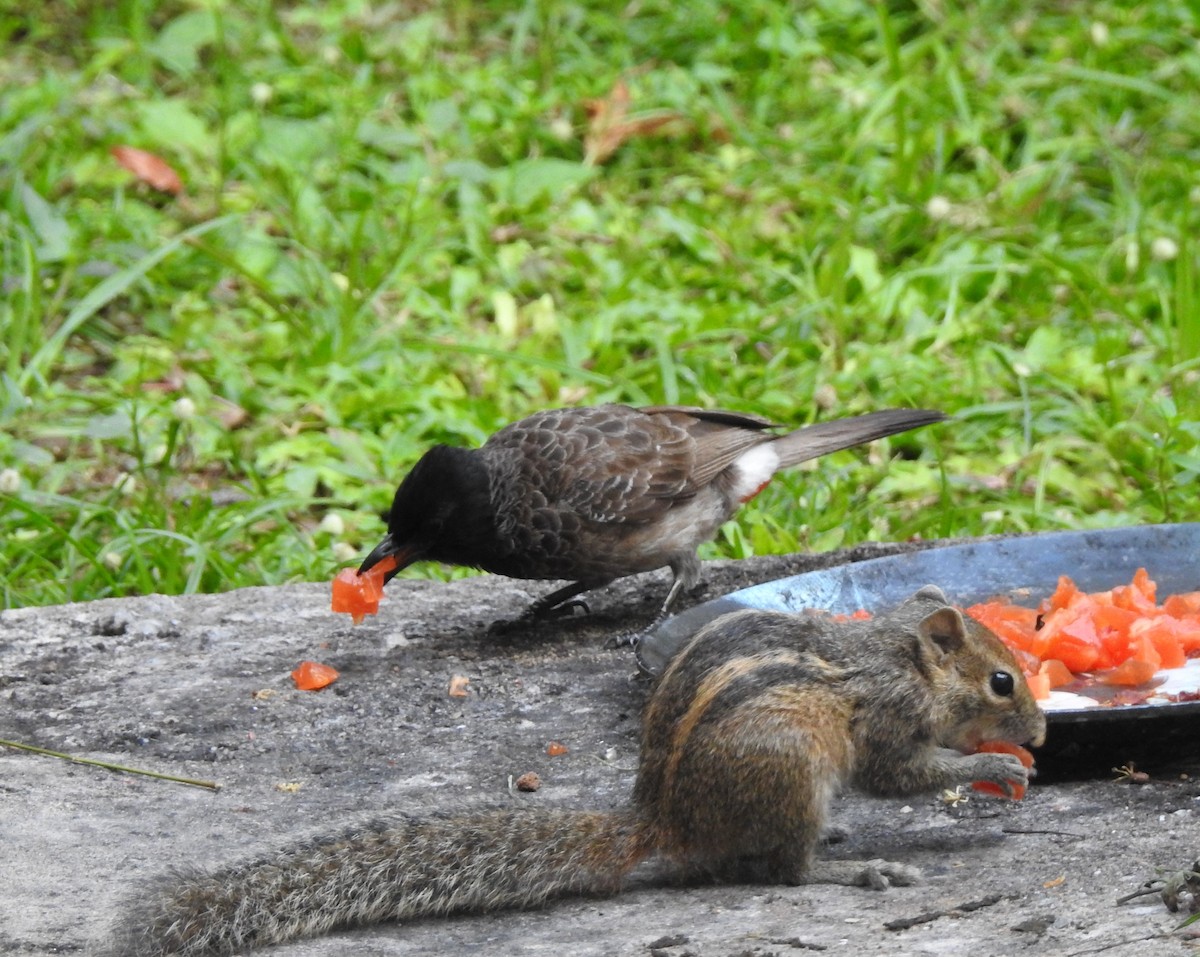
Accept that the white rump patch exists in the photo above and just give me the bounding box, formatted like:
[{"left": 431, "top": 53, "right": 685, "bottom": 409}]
[{"left": 729, "top": 444, "right": 781, "bottom": 502}]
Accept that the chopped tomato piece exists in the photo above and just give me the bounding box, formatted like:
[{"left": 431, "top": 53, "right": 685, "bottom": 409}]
[
  {"left": 1128, "top": 631, "right": 1162, "bottom": 670},
  {"left": 1091, "top": 604, "right": 1139, "bottom": 661},
  {"left": 1011, "top": 646, "right": 1042, "bottom": 679},
  {"left": 1133, "top": 566, "right": 1157, "bottom": 604},
  {"left": 1109, "top": 586, "right": 1145, "bottom": 615},
  {"left": 1025, "top": 671, "right": 1051, "bottom": 701},
  {"left": 965, "top": 567, "right": 1200, "bottom": 706},
  {"left": 1043, "top": 617, "right": 1103, "bottom": 672},
  {"left": 1095, "top": 658, "right": 1158, "bottom": 687},
  {"left": 1173, "top": 617, "right": 1200, "bottom": 653},
  {"left": 1131, "top": 618, "right": 1187, "bottom": 669},
  {"left": 1038, "top": 658, "right": 1074, "bottom": 689},
  {"left": 1163, "top": 592, "right": 1200, "bottom": 618},
  {"left": 291, "top": 660, "right": 339, "bottom": 691},
  {"left": 968, "top": 601, "right": 1040, "bottom": 653},
  {"left": 971, "top": 740, "right": 1035, "bottom": 800},
  {"left": 330, "top": 554, "right": 400, "bottom": 624},
  {"left": 1043, "top": 575, "right": 1083, "bottom": 614}
]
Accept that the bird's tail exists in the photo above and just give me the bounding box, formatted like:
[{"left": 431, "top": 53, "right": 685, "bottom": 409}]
[
  {"left": 771, "top": 409, "right": 946, "bottom": 468},
  {"left": 111, "top": 807, "right": 653, "bottom": 957}
]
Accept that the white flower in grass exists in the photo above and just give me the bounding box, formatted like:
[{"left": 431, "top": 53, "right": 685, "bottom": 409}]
[
  {"left": 925, "top": 195, "right": 952, "bottom": 221},
  {"left": 0, "top": 468, "right": 19, "bottom": 493},
  {"left": 319, "top": 513, "right": 345, "bottom": 536},
  {"left": 250, "top": 82, "right": 274, "bottom": 106},
  {"left": 172, "top": 397, "right": 197, "bottom": 420},
  {"left": 1151, "top": 236, "right": 1179, "bottom": 262},
  {"left": 113, "top": 472, "right": 138, "bottom": 495},
  {"left": 103, "top": 551, "right": 123, "bottom": 570},
  {"left": 844, "top": 88, "right": 869, "bottom": 110},
  {"left": 813, "top": 384, "right": 838, "bottom": 411},
  {"left": 548, "top": 115, "right": 573, "bottom": 141},
  {"left": 333, "top": 541, "right": 358, "bottom": 563},
  {"left": 1090, "top": 22, "right": 1110, "bottom": 46}
]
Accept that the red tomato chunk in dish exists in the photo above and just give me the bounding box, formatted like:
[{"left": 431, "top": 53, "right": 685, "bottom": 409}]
[{"left": 967, "top": 569, "right": 1200, "bottom": 701}]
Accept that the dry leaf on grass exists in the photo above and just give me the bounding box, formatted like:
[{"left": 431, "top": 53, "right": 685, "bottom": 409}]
[
  {"left": 583, "top": 79, "right": 692, "bottom": 165},
  {"left": 140, "top": 367, "right": 187, "bottom": 393},
  {"left": 110, "top": 145, "right": 185, "bottom": 195},
  {"left": 214, "top": 397, "right": 249, "bottom": 430}
]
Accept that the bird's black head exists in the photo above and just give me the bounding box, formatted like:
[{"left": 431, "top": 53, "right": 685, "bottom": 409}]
[{"left": 358, "top": 444, "right": 492, "bottom": 579}]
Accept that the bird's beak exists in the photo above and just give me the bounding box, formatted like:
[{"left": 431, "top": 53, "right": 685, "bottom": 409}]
[{"left": 357, "top": 533, "right": 418, "bottom": 582}]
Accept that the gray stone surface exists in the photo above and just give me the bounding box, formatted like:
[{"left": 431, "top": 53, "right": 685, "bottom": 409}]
[{"left": 2, "top": 542, "right": 1198, "bottom": 956}]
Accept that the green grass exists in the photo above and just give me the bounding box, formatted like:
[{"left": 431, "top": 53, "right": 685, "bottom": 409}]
[{"left": 2, "top": 1, "right": 1199, "bottom": 608}]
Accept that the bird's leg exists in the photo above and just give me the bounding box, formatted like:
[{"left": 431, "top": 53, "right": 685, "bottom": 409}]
[
  {"left": 657, "top": 574, "right": 690, "bottom": 619},
  {"left": 659, "top": 552, "right": 704, "bottom": 617},
  {"left": 609, "top": 554, "right": 703, "bottom": 648},
  {"left": 607, "top": 578, "right": 682, "bottom": 647}
]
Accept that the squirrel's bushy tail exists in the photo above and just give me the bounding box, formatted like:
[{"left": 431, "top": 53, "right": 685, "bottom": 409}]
[
  {"left": 112, "top": 807, "right": 652, "bottom": 957},
  {"left": 772, "top": 409, "right": 946, "bottom": 467}
]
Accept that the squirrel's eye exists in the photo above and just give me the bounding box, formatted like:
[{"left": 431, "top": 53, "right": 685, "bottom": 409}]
[{"left": 990, "top": 671, "right": 1015, "bottom": 697}]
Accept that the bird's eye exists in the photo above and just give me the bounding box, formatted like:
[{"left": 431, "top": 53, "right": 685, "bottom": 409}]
[{"left": 990, "top": 671, "right": 1015, "bottom": 697}]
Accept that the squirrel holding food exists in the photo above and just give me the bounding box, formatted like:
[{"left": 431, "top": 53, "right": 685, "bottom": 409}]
[{"left": 111, "top": 585, "right": 1046, "bottom": 956}]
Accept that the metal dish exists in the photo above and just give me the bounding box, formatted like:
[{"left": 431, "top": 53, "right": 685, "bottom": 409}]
[{"left": 637, "top": 523, "right": 1200, "bottom": 724}]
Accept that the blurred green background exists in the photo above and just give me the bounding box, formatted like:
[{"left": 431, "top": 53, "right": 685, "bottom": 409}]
[{"left": 2, "top": 1, "right": 1198, "bottom": 608}]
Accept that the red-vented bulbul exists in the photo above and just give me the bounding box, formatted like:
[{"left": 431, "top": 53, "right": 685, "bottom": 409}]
[{"left": 357, "top": 404, "right": 945, "bottom": 622}]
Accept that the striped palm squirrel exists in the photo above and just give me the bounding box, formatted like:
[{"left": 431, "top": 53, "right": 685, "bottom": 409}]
[{"left": 111, "top": 584, "right": 1046, "bottom": 956}]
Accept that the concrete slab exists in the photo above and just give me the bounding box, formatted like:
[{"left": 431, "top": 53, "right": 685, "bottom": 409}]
[{"left": 2, "top": 542, "right": 1197, "bottom": 956}]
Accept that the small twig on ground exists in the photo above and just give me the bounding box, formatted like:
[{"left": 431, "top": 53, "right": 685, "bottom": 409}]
[
  {"left": 884, "top": 893, "right": 1006, "bottom": 930},
  {"left": 766, "top": 937, "right": 827, "bottom": 951},
  {"left": 0, "top": 738, "right": 221, "bottom": 791},
  {"left": 1117, "top": 883, "right": 1166, "bottom": 905},
  {"left": 1002, "top": 827, "right": 1088, "bottom": 839},
  {"left": 1117, "top": 860, "right": 1200, "bottom": 913}
]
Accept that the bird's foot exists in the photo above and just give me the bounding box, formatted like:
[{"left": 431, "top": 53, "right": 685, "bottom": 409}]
[
  {"left": 605, "top": 580, "right": 702, "bottom": 649},
  {"left": 487, "top": 597, "right": 591, "bottom": 635},
  {"left": 534, "top": 597, "right": 592, "bottom": 620},
  {"left": 606, "top": 610, "right": 666, "bottom": 650},
  {"left": 606, "top": 628, "right": 645, "bottom": 649}
]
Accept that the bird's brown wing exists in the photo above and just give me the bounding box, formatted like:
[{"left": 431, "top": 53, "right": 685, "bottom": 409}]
[
  {"left": 482, "top": 404, "right": 776, "bottom": 526},
  {"left": 640, "top": 406, "right": 781, "bottom": 489}
]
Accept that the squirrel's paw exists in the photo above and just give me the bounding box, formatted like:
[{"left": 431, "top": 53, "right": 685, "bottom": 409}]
[
  {"left": 805, "top": 858, "right": 922, "bottom": 890},
  {"left": 962, "top": 752, "right": 1032, "bottom": 796}
]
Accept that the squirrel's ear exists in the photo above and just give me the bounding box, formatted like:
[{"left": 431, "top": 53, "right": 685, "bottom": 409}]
[
  {"left": 917, "top": 606, "right": 967, "bottom": 659},
  {"left": 912, "top": 584, "right": 948, "bottom": 604}
]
